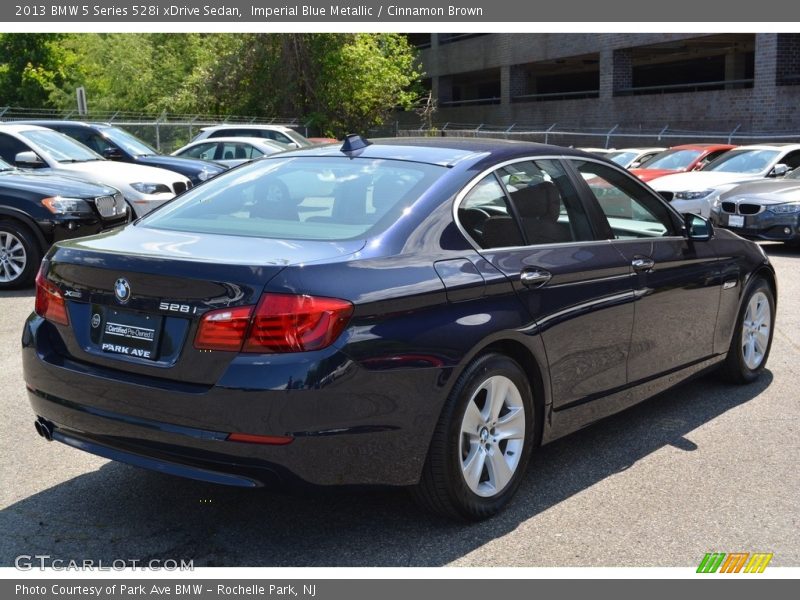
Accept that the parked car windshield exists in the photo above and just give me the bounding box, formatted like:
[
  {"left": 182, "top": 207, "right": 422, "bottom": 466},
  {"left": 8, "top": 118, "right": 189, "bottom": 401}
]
[
  {"left": 21, "top": 129, "right": 102, "bottom": 163},
  {"left": 100, "top": 126, "right": 158, "bottom": 156},
  {"left": 141, "top": 156, "right": 446, "bottom": 240},
  {"left": 606, "top": 151, "right": 638, "bottom": 166},
  {"left": 639, "top": 149, "right": 703, "bottom": 170},
  {"left": 704, "top": 149, "right": 780, "bottom": 174}
]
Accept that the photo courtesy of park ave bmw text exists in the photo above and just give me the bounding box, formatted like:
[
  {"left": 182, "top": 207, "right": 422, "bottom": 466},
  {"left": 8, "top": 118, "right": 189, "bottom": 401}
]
[{"left": 0, "top": 0, "right": 798, "bottom": 596}]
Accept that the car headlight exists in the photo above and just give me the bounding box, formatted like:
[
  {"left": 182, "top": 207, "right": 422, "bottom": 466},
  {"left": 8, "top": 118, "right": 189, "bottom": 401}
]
[
  {"left": 130, "top": 182, "right": 172, "bottom": 195},
  {"left": 41, "top": 197, "right": 93, "bottom": 215},
  {"left": 197, "top": 168, "right": 212, "bottom": 182},
  {"left": 767, "top": 202, "right": 800, "bottom": 214},
  {"left": 674, "top": 189, "right": 715, "bottom": 200}
]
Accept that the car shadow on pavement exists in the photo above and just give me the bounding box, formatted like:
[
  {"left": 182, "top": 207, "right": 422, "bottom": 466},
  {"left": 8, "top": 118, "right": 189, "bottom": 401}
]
[
  {"left": 0, "top": 369, "right": 772, "bottom": 567},
  {"left": 0, "top": 288, "right": 35, "bottom": 299},
  {"left": 760, "top": 241, "right": 800, "bottom": 258}
]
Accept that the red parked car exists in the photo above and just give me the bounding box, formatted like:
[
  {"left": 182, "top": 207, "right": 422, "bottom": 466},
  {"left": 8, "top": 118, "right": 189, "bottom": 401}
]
[{"left": 630, "top": 143, "right": 736, "bottom": 183}]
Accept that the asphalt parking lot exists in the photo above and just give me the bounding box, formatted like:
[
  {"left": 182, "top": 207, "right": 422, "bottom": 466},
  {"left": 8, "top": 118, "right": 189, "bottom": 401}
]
[{"left": 0, "top": 243, "right": 797, "bottom": 568}]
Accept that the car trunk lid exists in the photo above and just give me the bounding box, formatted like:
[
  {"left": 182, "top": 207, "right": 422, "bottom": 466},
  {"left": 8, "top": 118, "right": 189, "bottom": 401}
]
[{"left": 44, "top": 226, "right": 364, "bottom": 385}]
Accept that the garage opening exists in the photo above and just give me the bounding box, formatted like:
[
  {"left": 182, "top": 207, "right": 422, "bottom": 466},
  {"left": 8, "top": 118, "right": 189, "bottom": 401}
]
[
  {"left": 511, "top": 53, "right": 600, "bottom": 102},
  {"left": 617, "top": 34, "right": 755, "bottom": 96},
  {"left": 439, "top": 68, "right": 501, "bottom": 107}
]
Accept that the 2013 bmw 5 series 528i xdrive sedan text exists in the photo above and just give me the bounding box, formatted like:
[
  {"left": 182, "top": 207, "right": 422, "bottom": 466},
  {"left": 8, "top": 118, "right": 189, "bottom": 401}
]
[{"left": 23, "top": 137, "right": 777, "bottom": 520}]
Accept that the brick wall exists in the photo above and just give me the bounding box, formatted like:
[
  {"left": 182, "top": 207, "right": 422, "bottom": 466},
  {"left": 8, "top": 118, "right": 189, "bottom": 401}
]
[{"left": 410, "top": 33, "right": 800, "bottom": 135}]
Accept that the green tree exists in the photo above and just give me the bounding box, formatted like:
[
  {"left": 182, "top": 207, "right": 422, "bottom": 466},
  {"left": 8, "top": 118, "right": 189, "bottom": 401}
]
[{"left": 0, "top": 34, "right": 72, "bottom": 107}]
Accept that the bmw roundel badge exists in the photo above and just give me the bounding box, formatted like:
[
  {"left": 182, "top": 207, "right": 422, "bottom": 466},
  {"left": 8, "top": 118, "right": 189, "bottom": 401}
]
[{"left": 114, "top": 278, "right": 131, "bottom": 304}]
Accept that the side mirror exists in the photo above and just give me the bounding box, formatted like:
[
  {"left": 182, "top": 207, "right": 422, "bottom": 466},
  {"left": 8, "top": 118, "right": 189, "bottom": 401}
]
[
  {"left": 630, "top": 161, "right": 641, "bottom": 169},
  {"left": 14, "top": 151, "right": 45, "bottom": 168},
  {"left": 684, "top": 213, "right": 713, "bottom": 241},
  {"left": 770, "top": 163, "right": 790, "bottom": 177},
  {"left": 102, "top": 147, "right": 124, "bottom": 160}
]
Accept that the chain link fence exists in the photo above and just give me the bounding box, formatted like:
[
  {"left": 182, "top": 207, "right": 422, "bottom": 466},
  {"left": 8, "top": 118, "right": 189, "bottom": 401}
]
[
  {"left": 0, "top": 107, "right": 306, "bottom": 153},
  {"left": 395, "top": 121, "right": 800, "bottom": 149}
]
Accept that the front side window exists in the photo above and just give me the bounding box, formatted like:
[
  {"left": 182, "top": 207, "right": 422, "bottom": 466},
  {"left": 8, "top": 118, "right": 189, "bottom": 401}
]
[
  {"left": 0, "top": 133, "right": 31, "bottom": 164},
  {"left": 573, "top": 160, "right": 676, "bottom": 239},
  {"left": 141, "top": 156, "right": 445, "bottom": 241}
]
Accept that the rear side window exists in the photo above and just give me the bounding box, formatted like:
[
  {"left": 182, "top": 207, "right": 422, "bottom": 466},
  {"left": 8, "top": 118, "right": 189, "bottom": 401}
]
[
  {"left": 459, "top": 174, "right": 524, "bottom": 249},
  {"left": 141, "top": 157, "right": 446, "bottom": 240},
  {"left": 497, "top": 159, "right": 593, "bottom": 245},
  {"left": 219, "top": 142, "right": 262, "bottom": 160}
]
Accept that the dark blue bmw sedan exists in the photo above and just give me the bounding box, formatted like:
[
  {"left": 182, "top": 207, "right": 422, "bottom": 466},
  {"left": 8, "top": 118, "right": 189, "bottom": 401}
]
[{"left": 23, "top": 136, "right": 776, "bottom": 519}]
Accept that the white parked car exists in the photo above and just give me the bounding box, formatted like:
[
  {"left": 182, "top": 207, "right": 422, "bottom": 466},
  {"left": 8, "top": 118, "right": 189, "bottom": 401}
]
[
  {"left": 0, "top": 124, "right": 191, "bottom": 217},
  {"left": 190, "top": 124, "right": 313, "bottom": 148},
  {"left": 172, "top": 137, "right": 287, "bottom": 167},
  {"left": 605, "top": 147, "right": 666, "bottom": 169},
  {"left": 651, "top": 144, "right": 800, "bottom": 217}
]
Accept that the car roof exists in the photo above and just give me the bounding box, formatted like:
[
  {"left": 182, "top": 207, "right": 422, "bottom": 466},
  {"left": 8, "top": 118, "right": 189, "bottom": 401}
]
[
  {"left": 0, "top": 123, "right": 57, "bottom": 134},
  {"left": 273, "top": 137, "right": 599, "bottom": 168},
  {"left": 609, "top": 147, "right": 665, "bottom": 153},
  {"left": 14, "top": 120, "right": 94, "bottom": 127},
  {"left": 201, "top": 124, "right": 294, "bottom": 132},
  {"left": 184, "top": 136, "right": 283, "bottom": 146},
  {"left": 668, "top": 143, "right": 735, "bottom": 150},
  {"left": 732, "top": 143, "right": 800, "bottom": 151}
]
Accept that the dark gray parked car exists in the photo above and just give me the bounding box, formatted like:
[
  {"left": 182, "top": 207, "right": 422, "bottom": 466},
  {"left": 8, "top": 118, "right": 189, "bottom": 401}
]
[{"left": 711, "top": 167, "right": 800, "bottom": 245}]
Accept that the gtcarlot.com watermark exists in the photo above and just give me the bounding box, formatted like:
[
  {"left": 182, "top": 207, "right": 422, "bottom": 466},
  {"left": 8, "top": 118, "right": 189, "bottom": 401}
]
[{"left": 15, "top": 555, "right": 194, "bottom": 571}]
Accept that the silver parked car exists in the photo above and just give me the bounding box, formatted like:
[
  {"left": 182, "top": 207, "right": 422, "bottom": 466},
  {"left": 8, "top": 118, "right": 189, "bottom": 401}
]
[{"left": 171, "top": 137, "right": 287, "bottom": 167}]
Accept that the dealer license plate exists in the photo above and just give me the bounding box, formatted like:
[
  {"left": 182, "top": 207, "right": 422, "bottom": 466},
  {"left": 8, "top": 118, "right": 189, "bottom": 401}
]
[{"left": 728, "top": 214, "right": 745, "bottom": 228}]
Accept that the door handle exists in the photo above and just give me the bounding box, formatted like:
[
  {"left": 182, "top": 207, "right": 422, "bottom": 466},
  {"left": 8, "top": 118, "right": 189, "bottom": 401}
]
[
  {"left": 631, "top": 257, "right": 655, "bottom": 272},
  {"left": 520, "top": 269, "right": 552, "bottom": 288}
]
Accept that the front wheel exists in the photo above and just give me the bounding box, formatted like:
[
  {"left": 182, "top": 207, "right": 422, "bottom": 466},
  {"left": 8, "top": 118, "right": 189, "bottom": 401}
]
[
  {"left": 720, "top": 277, "right": 775, "bottom": 384},
  {"left": 0, "top": 222, "right": 41, "bottom": 289},
  {"left": 412, "top": 353, "right": 535, "bottom": 520}
]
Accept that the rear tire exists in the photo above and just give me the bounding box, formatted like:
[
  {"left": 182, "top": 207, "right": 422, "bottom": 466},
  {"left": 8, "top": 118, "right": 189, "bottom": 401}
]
[
  {"left": 412, "top": 353, "right": 535, "bottom": 520},
  {"left": 0, "top": 221, "right": 41, "bottom": 289},
  {"left": 720, "top": 277, "right": 775, "bottom": 384}
]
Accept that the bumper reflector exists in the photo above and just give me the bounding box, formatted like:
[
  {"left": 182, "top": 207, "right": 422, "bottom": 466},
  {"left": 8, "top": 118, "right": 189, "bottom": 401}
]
[{"left": 226, "top": 432, "right": 294, "bottom": 445}]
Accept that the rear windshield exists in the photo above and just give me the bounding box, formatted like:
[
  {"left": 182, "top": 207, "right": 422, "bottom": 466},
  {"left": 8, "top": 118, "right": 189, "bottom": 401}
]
[{"left": 140, "top": 156, "right": 446, "bottom": 240}]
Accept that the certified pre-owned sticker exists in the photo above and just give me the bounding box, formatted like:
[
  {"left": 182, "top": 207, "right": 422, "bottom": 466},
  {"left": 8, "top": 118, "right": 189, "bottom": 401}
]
[{"left": 104, "top": 322, "right": 155, "bottom": 342}]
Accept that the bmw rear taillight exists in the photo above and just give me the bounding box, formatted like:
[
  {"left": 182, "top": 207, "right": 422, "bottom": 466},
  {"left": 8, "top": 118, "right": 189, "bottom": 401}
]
[
  {"left": 194, "top": 305, "right": 254, "bottom": 351},
  {"left": 34, "top": 267, "right": 69, "bottom": 326},
  {"left": 194, "top": 293, "right": 353, "bottom": 353}
]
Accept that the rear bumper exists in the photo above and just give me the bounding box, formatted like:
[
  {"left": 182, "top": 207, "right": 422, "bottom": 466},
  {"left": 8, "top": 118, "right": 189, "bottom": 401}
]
[{"left": 22, "top": 315, "right": 451, "bottom": 487}]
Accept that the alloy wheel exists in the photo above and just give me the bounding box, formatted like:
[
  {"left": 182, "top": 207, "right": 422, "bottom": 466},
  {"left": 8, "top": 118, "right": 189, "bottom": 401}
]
[
  {"left": 0, "top": 231, "right": 27, "bottom": 283},
  {"left": 458, "top": 375, "right": 526, "bottom": 497}
]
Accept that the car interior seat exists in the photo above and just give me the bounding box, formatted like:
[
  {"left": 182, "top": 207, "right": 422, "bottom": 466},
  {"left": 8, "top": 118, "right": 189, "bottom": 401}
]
[{"left": 512, "top": 181, "right": 572, "bottom": 245}]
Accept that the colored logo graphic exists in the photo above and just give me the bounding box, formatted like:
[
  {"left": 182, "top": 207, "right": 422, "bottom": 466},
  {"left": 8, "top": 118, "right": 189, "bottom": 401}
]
[{"left": 697, "top": 552, "right": 773, "bottom": 573}]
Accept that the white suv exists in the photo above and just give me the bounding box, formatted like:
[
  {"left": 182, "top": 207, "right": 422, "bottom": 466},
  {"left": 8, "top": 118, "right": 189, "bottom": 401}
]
[{"left": 0, "top": 124, "right": 191, "bottom": 217}]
